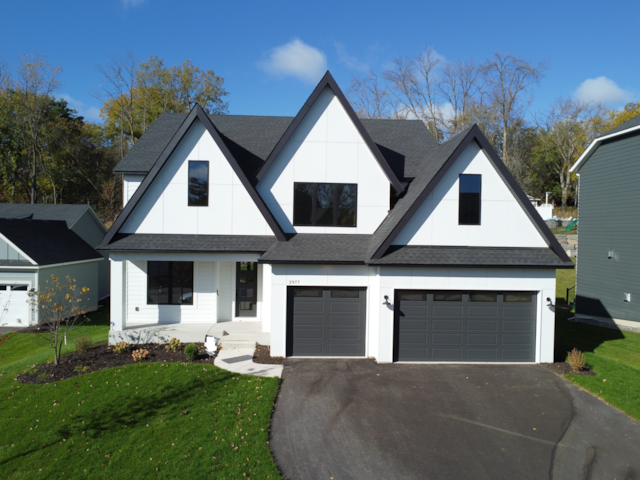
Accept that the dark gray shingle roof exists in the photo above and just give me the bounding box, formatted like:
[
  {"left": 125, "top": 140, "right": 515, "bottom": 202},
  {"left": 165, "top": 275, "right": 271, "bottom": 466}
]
[
  {"left": 259, "top": 234, "right": 371, "bottom": 263},
  {"left": 604, "top": 113, "right": 640, "bottom": 136},
  {"left": 113, "top": 113, "right": 436, "bottom": 180},
  {"left": 99, "top": 234, "right": 277, "bottom": 253},
  {"left": 0, "top": 219, "right": 103, "bottom": 265},
  {"left": 368, "top": 245, "right": 574, "bottom": 268},
  {"left": 0, "top": 203, "right": 93, "bottom": 228},
  {"left": 366, "top": 127, "right": 473, "bottom": 260}
]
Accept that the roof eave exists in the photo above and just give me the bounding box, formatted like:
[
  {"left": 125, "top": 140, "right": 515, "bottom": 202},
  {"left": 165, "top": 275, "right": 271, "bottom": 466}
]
[{"left": 571, "top": 123, "right": 640, "bottom": 173}]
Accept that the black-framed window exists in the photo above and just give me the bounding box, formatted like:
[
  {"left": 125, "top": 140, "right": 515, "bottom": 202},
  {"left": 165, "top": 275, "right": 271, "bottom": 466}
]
[
  {"left": 188, "top": 161, "right": 209, "bottom": 206},
  {"left": 147, "top": 261, "right": 193, "bottom": 305},
  {"left": 293, "top": 183, "right": 357, "bottom": 227},
  {"left": 459, "top": 174, "right": 481, "bottom": 225}
]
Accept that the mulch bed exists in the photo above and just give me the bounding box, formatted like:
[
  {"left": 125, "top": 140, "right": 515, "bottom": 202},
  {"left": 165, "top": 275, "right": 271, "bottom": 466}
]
[
  {"left": 253, "top": 344, "right": 284, "bottom": 365},
  {"left": 17, "top": 342, "right": 220, "bottom": 385},
  {"left": 541, "top": 362, "right": 597, "bottom": 376}
]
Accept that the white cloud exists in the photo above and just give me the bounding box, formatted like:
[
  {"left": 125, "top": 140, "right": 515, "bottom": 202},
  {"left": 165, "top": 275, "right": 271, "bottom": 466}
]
[
  {"left": 334, "top": 43, "right": 368, "bottom": 72},
  {"left": 259, "top": 39, "right": 327, "bottom": 84},
  {"left": 59, "top": 94, "right": 102, "bottom": 122},
  {"left": 574, "top": 76, "right": 633, "bottom": 105},
  {"left": 121, "top": 0, "right": 146, "bottom": 7}
]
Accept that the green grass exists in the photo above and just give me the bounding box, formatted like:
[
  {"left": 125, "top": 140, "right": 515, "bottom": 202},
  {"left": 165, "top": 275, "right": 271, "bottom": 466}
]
[
  {"left": 554, "top": 261, "right": 640, "bottom": 422},
  {"left": 0, "top": 309, "right": 282, "bottom": 479}
]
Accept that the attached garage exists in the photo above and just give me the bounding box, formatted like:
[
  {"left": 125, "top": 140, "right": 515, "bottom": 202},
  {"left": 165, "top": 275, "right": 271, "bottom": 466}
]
[
  {"left": 394, "top": 291, "right": 537, "bottom": 362},
  {"left": 0, "top": 283, "right": 34, "bottom": 327},
  {"left": 287, "top": 286, "right": 366, "bottom": 357}
]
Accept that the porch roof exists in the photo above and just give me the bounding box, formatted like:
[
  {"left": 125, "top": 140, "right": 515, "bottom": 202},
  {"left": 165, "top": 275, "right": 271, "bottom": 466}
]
[{"left": 98, "top": 234, "right": 278, "bottom": 253}]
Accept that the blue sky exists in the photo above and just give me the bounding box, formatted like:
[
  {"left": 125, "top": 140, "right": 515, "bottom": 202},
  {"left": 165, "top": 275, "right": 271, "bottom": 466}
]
[{"left": 1, "top": 0, "right": 638, "bottom": 122}]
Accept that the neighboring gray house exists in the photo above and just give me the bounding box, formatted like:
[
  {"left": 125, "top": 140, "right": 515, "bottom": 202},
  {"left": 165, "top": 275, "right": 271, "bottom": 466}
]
[
  {"left": 0, "top": 204, "right": 109, "bottom": 327},
  {"left": 570, "top": 114, "right": 640, "bottom": 330}
]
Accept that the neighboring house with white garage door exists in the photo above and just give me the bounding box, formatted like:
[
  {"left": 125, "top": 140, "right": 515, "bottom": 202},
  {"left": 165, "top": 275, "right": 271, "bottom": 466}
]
[
  {"left": 99, "top": 71, "right": 573, "bottom": 363},
  {"left": 0, "top": 209, "right": 106, "bottom": 327}
]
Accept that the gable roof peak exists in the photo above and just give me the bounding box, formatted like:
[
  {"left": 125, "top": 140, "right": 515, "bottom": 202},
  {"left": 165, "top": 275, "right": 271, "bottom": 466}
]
[{"left": 254, "top": 70, "right": 405, "bottom": 194}]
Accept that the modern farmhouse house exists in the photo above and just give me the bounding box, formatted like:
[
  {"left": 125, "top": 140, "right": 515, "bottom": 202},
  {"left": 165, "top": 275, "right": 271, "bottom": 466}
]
[
  {"left": 99, "top": 72, "right": 572, "bottom": 363},
  {"left": 570, "top": 113, "right": 640, "bottom": 331}
]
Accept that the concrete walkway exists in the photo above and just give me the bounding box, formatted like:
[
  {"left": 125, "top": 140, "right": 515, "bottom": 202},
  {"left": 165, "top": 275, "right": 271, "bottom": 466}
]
[{"left": 214, "top": 346, "right": 283, "bottom": 378}]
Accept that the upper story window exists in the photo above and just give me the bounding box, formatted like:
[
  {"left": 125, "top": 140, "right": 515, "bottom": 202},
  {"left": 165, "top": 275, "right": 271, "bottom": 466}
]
[
  {"left": 293, "top": 183, "right": 357, "bottom": 227},
  {"left": 188, "top": 161, "right": 209, "bottom": 206},
  {"left": 147, "top": 261, "right": 193, "bottom": 305},
  {"left": 459, "top": 174, "right": 481, "bottom": 225}
]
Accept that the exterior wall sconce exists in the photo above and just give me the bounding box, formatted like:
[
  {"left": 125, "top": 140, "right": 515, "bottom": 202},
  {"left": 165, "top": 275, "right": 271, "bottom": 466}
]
[
  {"left": 546, "top": 297, "right": 554, "bottom": 307},
  {"left": 383, "top": 295, "right": 391, "bottom": 306},
  {"left": 608, "top": 250, "right": 614, "bottom": 259},
  {"left": 624, "top": 293, "right": 631, "bottom": 302}
]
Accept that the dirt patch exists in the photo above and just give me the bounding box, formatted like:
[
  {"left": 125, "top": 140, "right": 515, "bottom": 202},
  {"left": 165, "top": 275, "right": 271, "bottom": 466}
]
[
  {"left": 253, "top": 344, "right": 284, "bottom": 365},
  {"left": 17, "top": 342, "right": 220, "bottom": 384},
  {"left": 541, "top": 362, "right": 597, "bottom": 376}
]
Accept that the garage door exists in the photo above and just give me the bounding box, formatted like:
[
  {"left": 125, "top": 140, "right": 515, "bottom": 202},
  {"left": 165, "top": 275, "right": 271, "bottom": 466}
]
[
  {"left": 287, "top": 287, "right": 366, "bottom": 357},
  {"left": 394, "top": 291, "right": 536, "bottom": 362},
  {"left": 0, "top": 285, "right": 32, "bottom": 327}
]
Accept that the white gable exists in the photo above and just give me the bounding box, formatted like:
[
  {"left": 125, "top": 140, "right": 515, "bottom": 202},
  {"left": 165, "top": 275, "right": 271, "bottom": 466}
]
[
  {"left": 393, "top": 141, "right": 548, "bottom": 248},
  {"left": 121, "top": 119, "right": 273, "bottom": 236},
  {"left": 256, "top": 86, "right": 391, "bottom": 234}
]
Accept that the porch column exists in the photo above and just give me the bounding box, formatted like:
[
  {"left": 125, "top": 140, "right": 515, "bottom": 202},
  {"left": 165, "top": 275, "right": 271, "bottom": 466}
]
[{"left": 110, "top": 257, "right": 126, "bottom": 331}]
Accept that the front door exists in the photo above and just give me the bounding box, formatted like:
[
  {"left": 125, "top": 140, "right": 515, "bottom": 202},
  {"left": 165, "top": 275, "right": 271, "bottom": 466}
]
[{"left": 235, "top": 262, "right": 257, "bottom": 317}]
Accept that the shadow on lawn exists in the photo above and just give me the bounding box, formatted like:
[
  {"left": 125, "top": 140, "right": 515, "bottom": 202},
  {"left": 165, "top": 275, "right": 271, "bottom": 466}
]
[
  {"left": 554, "top": 306, "right": 625, "bottom": 363},
  {"left": 57, "top": 369, "right": 232, "bottom": 441}
]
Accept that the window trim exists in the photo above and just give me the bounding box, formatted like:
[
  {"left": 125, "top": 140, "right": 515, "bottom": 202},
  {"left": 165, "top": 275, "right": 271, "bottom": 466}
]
[
  {"left": 293, "top": 182, "right": 358, "bottom": 227},
  {"left": 188, "top": 160, "right": 209, "bottom": 207},
  {"left": 458, "top": 174, "right": 482, "bottom": 226},
  {"left": 147, "top": 261, "right": 194, "bottom": 306}
]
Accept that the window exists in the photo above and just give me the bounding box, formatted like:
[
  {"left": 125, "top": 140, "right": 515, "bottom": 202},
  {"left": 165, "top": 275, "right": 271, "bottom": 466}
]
[
  {"left": 147, "top": 261, "right": 193, "bottom": 305},
  {"left": 433, "top": 292, "right": 463, "bottom": 302},
  {"left": 504, "top": 293, "right": 532, "bottom": 303},
  {"left": 188, "top": 161, "right": 209, "bottom": 206},
  {"left": 469, "top": 292, "right": 498, "bottom": 302},
  {"left": 399, "top": 292, "right": 428, "bottom": 302},
  {"left": 459, "top": 174, "right": 481, "bottom": 225},
  {"left": 293, "top": 183, "right": 357, "bottom": 227}
]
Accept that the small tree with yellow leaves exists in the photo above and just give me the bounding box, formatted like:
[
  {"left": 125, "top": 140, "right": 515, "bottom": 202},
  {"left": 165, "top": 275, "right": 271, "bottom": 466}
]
[{"left": 31, "top": 274, "right": 90, "bottom": 365}]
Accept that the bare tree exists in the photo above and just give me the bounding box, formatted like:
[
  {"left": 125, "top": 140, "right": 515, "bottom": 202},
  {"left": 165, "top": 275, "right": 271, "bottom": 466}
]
[
  {"left": 481, "top": 53, "right": 548, "bottom": 167},
  {"left": 437, "top": 58, "right": 482, "bottom": 135},
  {"left": 383, "top": 47, "right": 443, "bottom": 141},
  {"left": 348, "top": 70, "right": 393, "bottom": 119},
  {"left": 537, "top": 98, "right": 605, "bottom": 206}
]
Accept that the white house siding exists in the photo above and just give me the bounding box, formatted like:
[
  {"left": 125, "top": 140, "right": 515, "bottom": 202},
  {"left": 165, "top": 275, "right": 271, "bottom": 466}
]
[
  {"left": 38, "top": 260, "right": 101, "bottom": 314},
  {"left": 120, "top": 119, "right": 273, "bottom": 236},
  {"left": 393, "top": 142, "right": 548, "bottom": 248},
  {"left": 70, "top": 210, "right": 110, "bottom": 300},
  {"left": 123, "top": 174, "right": 145, "bottom": 206},
  {"left": 257, "top": 86, "right": 391, "bottom": 235},
  {"left": 216, "top": 261, "right": 234, "bottom": 322},
  {"left": 125, "top": 260, "right": 216, "bottom": 325},
  {"left": 0, "top": 270, "right": 37, "bottom": 326},
  {"left": 268, "top": 265, "right": 556, "bottom": 364}
]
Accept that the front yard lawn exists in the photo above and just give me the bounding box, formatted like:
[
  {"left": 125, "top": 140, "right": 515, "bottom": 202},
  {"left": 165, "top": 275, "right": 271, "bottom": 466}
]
[
  {"left": 555, "top": 262, "right": 640, "bottom": 422},
  {"left": 0, "top": 310, "right": 282, "bottom": 479}
]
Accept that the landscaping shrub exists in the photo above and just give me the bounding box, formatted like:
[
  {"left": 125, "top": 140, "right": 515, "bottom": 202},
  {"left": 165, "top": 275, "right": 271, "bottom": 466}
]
[
  {"left": 113, "top": 341, "right": 129, "bottom": 354},
  {"left": 165, "top": 337, "right": 181, "bottom": 351},
  {"left": 567, "top": 348, "right": 586, "bottom": 372},
  {"left": 75, "top": 335, "right": 92, "bottom": 352},
  {"left": 132, "top": 349, "right": 149, "bottom": 362},
  {"left": 73, "top": 364, "right": 90, "bottom": 372},
  {"left": 184, "top": 343, "right": 198, "bottom": 361}
]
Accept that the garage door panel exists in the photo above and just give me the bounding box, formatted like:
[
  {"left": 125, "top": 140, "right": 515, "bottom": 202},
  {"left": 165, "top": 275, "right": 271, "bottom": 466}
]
[
  {"left": 432, "top": 306, "right": 464, "bottom": 317},
  {"left": 432, "top": 319, "right": 462, "bottom": 331},
  {"left": 289, "top": 287, "right": 366, "bottom": 357},
  {"left": 395, "top": 291, "right": 536, "bottom": 362}
]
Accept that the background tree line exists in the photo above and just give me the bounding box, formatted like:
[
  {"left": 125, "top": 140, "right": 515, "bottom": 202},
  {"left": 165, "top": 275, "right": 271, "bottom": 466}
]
[
  {"left": 0, "top": 52, "right": 227, "bottom": 225},
  {"left": 348, "top": 47, "right": 640, "bottom": 209}
]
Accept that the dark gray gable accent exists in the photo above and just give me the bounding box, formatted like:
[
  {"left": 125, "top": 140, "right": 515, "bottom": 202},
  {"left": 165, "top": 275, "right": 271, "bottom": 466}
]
[
  {"left": 369, "top": 125, "right": 571, "bottom": 264},
  {"left": 100, "top": 106, "right": 287, "bottom": 247},
  {"left": 254, "top": 71, "right": 405, "bottom": 194}
]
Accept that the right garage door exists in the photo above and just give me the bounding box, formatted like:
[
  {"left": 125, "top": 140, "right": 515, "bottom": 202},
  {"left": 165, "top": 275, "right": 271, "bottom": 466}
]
[{"left": 394, "top": 291, "right": 536, "bottom": 362}]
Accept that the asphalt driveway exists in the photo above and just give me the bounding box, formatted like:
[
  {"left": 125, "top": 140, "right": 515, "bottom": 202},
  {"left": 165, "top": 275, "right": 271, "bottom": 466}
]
[{"left": 270, "top": 360, "right": 640, "bottom": 480}]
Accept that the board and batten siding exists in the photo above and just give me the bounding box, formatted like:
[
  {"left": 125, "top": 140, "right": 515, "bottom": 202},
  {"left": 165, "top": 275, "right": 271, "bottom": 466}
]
[
  {"left": 70, "top": 210, "right": 110, "bottom": 300},
  {"left": 38, "top": 261, "right": 100, "bottom": 313},
  {"left": 123, "top": 175, "right": 145, "bottom": 206},
  {"left": 216, "top": 261, "right": 234, "bottom": 322},
  {"left": 576, "top": 131, "right": 640, "bottom": 323},
  {"left": 125, "top": 260, "right": 217, "bottom": 325},
  {"left": 0, "top": 237, "right": 29, "bottom": 261}
]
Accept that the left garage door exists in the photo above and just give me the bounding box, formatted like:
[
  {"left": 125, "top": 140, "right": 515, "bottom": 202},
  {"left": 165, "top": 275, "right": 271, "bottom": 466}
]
[
  {"left": 287, "top": 287, "right": 366, "bottom": 357},
  {"left": 0, "top": 285, "right": 31, "bottom": 326}
]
